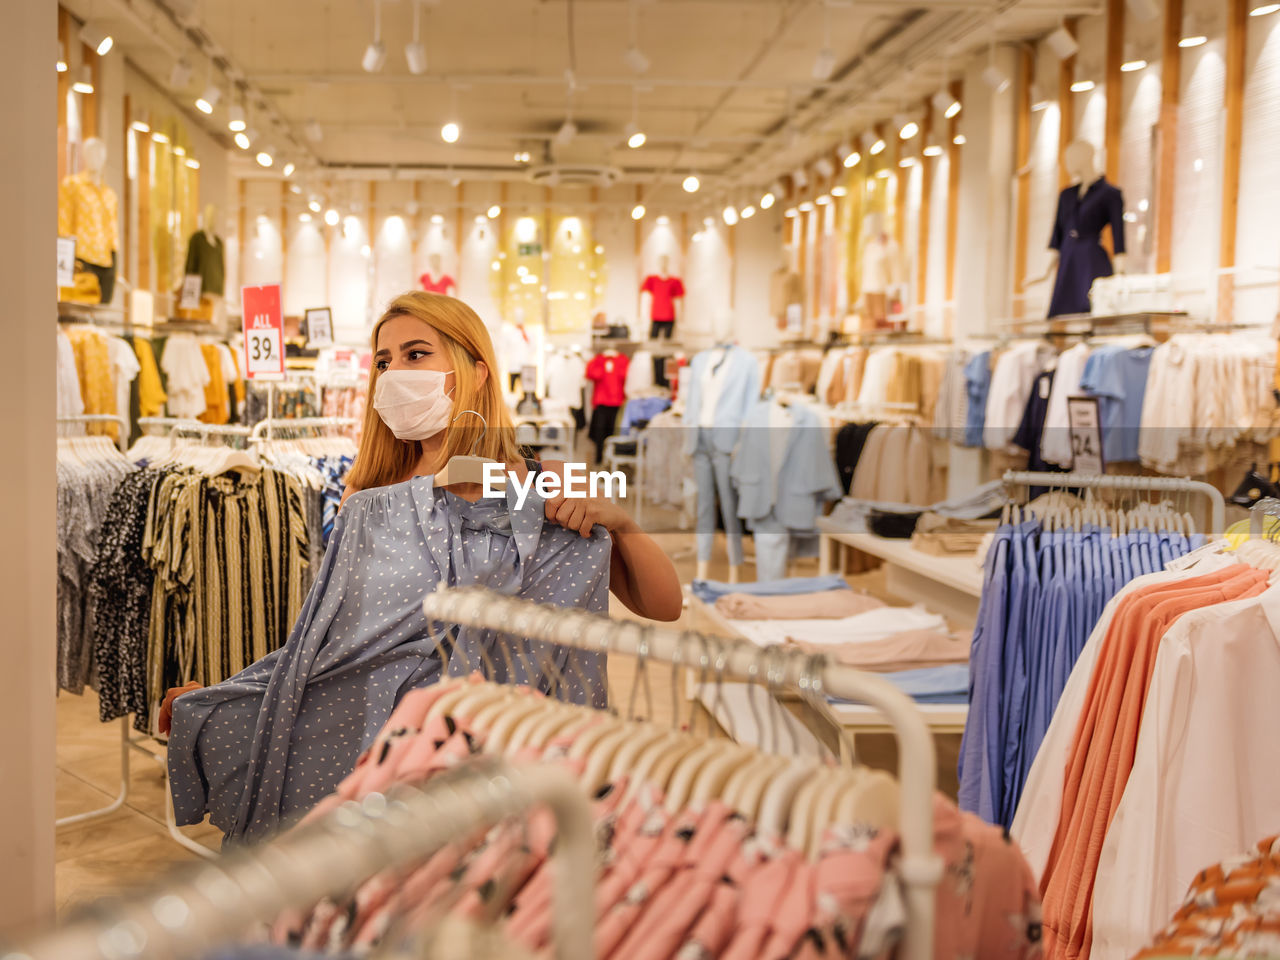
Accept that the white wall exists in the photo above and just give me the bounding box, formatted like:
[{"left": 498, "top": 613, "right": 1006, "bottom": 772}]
[
  {"left": 1234, "top": 9, "right": 1280, "bottom": 326},
  {"left": 731, "top": 206, "right": 784, "bottom": 348}
]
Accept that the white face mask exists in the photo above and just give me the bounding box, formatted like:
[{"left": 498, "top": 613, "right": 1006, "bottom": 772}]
[{"left": 373, "top": 369, "right": 456, "bottom": 441}]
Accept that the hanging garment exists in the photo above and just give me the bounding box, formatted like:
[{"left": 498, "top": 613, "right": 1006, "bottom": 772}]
[
  {"left": 64, "top": 326, "right": 119, "bottom": 439},
  {"left": 184, "top": 230, "right": 226, "bottom": 298},
  {"left": 56, "top": 331, "right": 85, "bottom": 423},
  {"left": 198, "top": 343, "right": 231, "bottom": 424},
  {"left": 1011, "top": 370, "right": 1066, "bottom": 476},
  {"left": 419, "top": 272, "right": 456, "bottom": 295},
  {"left": 1040, "top": 342, "right": 1091, "bottom": 467},
  {"left": 984, "top": 342, "right": 1051, "bottom": 452},
  {"left": 586, "top": 352, "right": 629, "bottom": 408},
  {"left": 544, "top": 350, "right": 586, "bottom": 408},
  {"left": 932, "top": 350, "right": 970, "bottom": 445},
  {"left": 130, "top": 336, "right": 167, "bottom": 418},
  {"left": 1047, "top": 177, "right": 1126, "bottom": 318},
  {"left": 106, "top": 336, "right": 141, "bottom": 445},
  {"left": 167, "top": 477, "right": 612, "bottom": 842},
  {"left": 57, "top": 170, "right": 118, "bottom": 268},
  {"left": 618, "top": 396, "right": 670, "bottom": 435},
  {"left": 692, "top": 428, "right": 744, "bottom": 567},
  {"left": 1078, "top": 344, "right": 1154, "bottom": 464},
  {"left": 625, "top": 349, "right": 654, "bottom": 395},
  {"left": 834, "top": 421, "right": 880, "bottom": 494},
  {"left": 161, "top": 333, "right": 213, "bottom": 419},
  {"left": 962, "top": 351, "right": 992, "bottom": 448},
  {"left": 640, "top": 274, "right": 685, "bottom": 322},
  {"left": 682, "top": 345, "right": 761, "bottom": 456}
]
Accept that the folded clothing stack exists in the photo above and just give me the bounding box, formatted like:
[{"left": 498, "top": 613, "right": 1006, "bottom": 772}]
[{"left": 910, "top": 513, "right": 1000, "bottom": 556}]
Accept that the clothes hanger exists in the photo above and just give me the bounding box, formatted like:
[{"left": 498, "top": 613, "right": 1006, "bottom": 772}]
[
  {"left": 723, "top": 754, "right": 790, "bottom": 820},
  {"left": 582, "top": 723, "right": 642, "bottom": 793},
  {"left": 664, "top": 740, "right": 729, "bottom": 813},
  {"left": 806, "top": 770, "right": 855, "bottom": 856},
  {"left": 505, "top": 700, "right": 582, "bottom": 756},
  {"left": 626, "top": 732, "right": 703, "bottom": 801},
  {"left": 434, "top": 410, "right": 505, "bottom": 489},
  {"left": 756, "top": 758, "right": 825, "bottom": 840},
  {"left": 835, "top": 768, "right": 899, "bottom": 834},
  {"left": 786, "top": 768, "right": 844, "bottom": 853}
]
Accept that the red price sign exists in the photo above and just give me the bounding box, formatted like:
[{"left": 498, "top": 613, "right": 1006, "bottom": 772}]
[{"left": 241, "top": 283, "right": 285, "bottom": 380}]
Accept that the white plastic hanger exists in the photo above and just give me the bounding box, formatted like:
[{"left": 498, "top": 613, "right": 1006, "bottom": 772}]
[{"left": 434, "top": 410, "right": 506, "bottom": 489}]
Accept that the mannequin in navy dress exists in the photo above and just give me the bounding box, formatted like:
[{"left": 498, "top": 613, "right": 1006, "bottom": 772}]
[{"left": 1046, "top": 140, "right": 1127, "bottom": 317}]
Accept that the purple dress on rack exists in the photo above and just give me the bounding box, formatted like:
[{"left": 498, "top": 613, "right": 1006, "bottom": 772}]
[{"left": 1047, "top": 176, "right": 1126, "bottom": 318}]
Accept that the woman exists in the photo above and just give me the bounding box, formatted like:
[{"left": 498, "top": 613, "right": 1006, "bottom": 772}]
[{"left": 159, "top": 292, "right": 681, "bottom": 734}]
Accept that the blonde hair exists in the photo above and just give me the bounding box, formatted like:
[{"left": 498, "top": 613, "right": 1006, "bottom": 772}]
[{"left": 345, "top": 291, "right": 522, "bottom": 491}]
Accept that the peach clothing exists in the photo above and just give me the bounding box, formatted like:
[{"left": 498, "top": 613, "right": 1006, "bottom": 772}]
[
  {"left": 714, "top": 589, "right": 886, "bottom": 620},
  {"left": 785, "top": 627, "right": 971, "bottom": 673}
]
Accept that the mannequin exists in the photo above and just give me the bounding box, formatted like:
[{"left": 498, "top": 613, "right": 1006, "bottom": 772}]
[
  {"left": 585, "top": 344, "right": 629, "bottom": 462},
  {"left": 858, "top": 211, "right": 903, "bottom": 330},
  {"left": 640, "top": 254, "right": 685, "bottom": 340},
  {"left": 769, "top": 248, "right": 805, "bottom": 333},
  {"left": 498, "top": 307, "right": 533, "bottom": 391},
  {"left": 420, "top": 252, "right": 456, "bottom": 294},
  {"left": 1045, "top": 140, "right": 1127, "bottom": 317},
  {"left": 183, "top": 203, "right": 226, "bottom": 300},
  {"left": 685, "top": 309, "right": 758, "bottom": 583},
  {"left": 58, "top": 136, "right": 119, "bottom": 304}
]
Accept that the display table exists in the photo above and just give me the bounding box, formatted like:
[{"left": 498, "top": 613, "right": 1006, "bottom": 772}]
[
  {"left": 684, "top": 589, "right": 968, "bottom": 762},
  {"left": 818, "top": 526, "right": 984, "bottom": 627}
]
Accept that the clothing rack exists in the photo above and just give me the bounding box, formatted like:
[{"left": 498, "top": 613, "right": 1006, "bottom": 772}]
[
  {"left": 1001, "top": 470, "right": 1226, "bottom": 534},
  {"left": 18, "top": 760, "right": 595, "bottom": 960},
  {"left": 57, "top": 413, "right": 130, "bottom": 452},
  {"left": 421, "top": 585, "right": 944, "bottom": 960},
  {"left": 1250, "top": 496, "right": 1280, "bottom": 536},
  {"left": 249, "top": 415, "right": 360, "bottom": 442}
]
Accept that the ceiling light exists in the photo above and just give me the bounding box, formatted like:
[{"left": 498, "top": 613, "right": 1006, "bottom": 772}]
[
  {"left": 151, "top": 130, "right": 170, "bottom": 144},
  {"left": 741, "top": 204, "right": 756, "bottom": 218},
  {"left": 869, "top": 139, "right": 885, "bottom": 156},
  {"left": 234, "top": 131, "right": 251, "bottom": 150},
  {"left": 79, "top": 21, "right": 113, "bottom": 56},
  {"left": 759, "top": 191, "right": 776, "bottom": 209},
  {"left": 185, "top": 158, "right": 200, "bottom": 169},
  {"left": 1071, "top": 79, "right": 1096, "bottom": 92},
  {"left": 792, "top": 167, "right": 809, "bottom": 189},
  {"left": 1120, "top": 58, "right": 1147, "bottom": 72},
  {"left": 308, "top": 198, "right": 322, "bottom": 213},
  {"left": 441, "top": 121, "right": 460, "bottom": 143},
  {"left": 831, "top": 185, "right": 847, "bottom": 197},
  {"left": 1252, "top": 2, "right": 1280, "bottom": 14},
  {"left": 173, "top": 145, "right": 186, "bottom": 157},
  {"left": 798, "top": 200, "right": 814, "bottom": 212},
  {"left": 289, "top": 183, "right": 301, "bottom": 194},
  {"left": 555, "top": 117, "right": 578, "bottom": 145},
  {"left": 898, "top": 157, "right": 915, "bottom": 168},
  {"left": 363, "top": 0, "right": 387, "bottom": 72},
  {"left": 923, "top": 144, "right": 944, "bottom": 157},
  {"left": 431, "top": 213, "right": 444, "bottom": 224},
  {"left": 899, "top": 120, "right": 920, "bottom": 140},
  {"left": 815, "top": 194, "right": 832, "bottom": 205},
  {"left": 1179, "top": 34, "right": 1207, "bottom": 47},
  {"left": 228, "top": 105, "right": 245, "bottom": 131},
  {"left": 56, "top": 43, "right": 67, "bottom": 72},
  {"left": 843, "top": 150, "right": 861, "bottom": 168},
  {"left": 814, "top": 157, "right": 835, "bottom": 178},
  {"left": 624, "top": 121, "right": 646, "bottom": 148},
  {"left": 953, "top": 134, "right": 967, "bottom": 145},
  {"left": 169, "top": 58, "right": 192, "bottom": 90},
  {"left": 195, "top": 84, "right": 220, "bottom": 114},
  {"left": 300, "top": 213, "right": 312, "bottom": 223},
  {"left": 812, "top": 47, "right": 836, "bottom": 81},
  {"left": 946, "top": 101, "right": 962, "bottom": 120},
  {"left": 405, "top": 40, "right": 427, "bottom": 74},
  {"left": 784, "top": 207, "right": 798, "bottom": 218},
  {"left": 625, "top": 45, "right": 651, "bottom": 74},
  {"left": 722, "top": 204, "right": 739, "bottom": 225},
  {"left": 256, "top": 146, "right": 275, "bottom": 167},
  {"left": 72, "top": 67, "right": 94, "bottom": 94},
  {"left": 1031, "top": 84, "right": 1050, "bottom": 110},
  {"left": 305, "top": 119, "right": 323, "bottom": 143},
  {"left": 703, "top": 215, "right": 714, "bottom": 228},
  {"left": 1046, "top": 25, "right": 1078, "bottom": 59},
  {"left": 875, "top": 169, "right": 891, "bottom": 179},
  {"left": 487, "top": 204, "right": 501, "bottom": 219},
  {"left": 682, "top": 175, "right": 700, "bottom": 193},
  {"left": 130, "top": 118, "right": 150, "bottom": 133},
  {"left": 836, "top": 140, "right": 854, "bottom": 165},
  {"left": 983, "top": 64, "right": 1011, "bottom": 93},
  {"left": 282, "top": 161, "right": 296, "bottom": 177},
  {"left": 932, "top": 90, "right": 961, "bottom": 119},
  {"left": 324, "top": 208, "right": 340, "bottom": 226}
]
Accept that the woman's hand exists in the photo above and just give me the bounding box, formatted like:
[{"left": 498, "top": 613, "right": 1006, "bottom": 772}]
[
  {"left": 543, "top": 491, "right": 636, "bottom": 538},
  {"left": 158, "top": 681, "right": 202, "bottom": 735}
]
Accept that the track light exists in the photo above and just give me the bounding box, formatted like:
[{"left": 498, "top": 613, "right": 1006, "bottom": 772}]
[
  {"left": 1252, "top": 2, "right": 1280, "bottom": 14},
  {"left": 151, "top": 130, "right": 170, "bottom": 144},
  {"left": 843, "top": 150, "right": 861, "bottom": 168},
  {"left": 932, "top": 89, "right": 961, "bottom": 117},
  {"left": 631, "top": 204, "right": 646, "bottom": 220},
  {"left": 1120, "top": 59, "right": 1147, "bottom": 72},
  {"left": 836, "top": 141, "right": 854, "bottom": 165},
  {"left": 760, "top": 190, "right": 776, "bottom": 210},
  {"left": 308, "top": 198, "right": 322, "bottom": 213},
  {"left": 798, "top": 200, "right": 814, "bottom": 213},
  {"left": 741, "top": 204, "right": 756, "bottom": 218},
  {"left": 441, "top": 121, "right": 460, "bottom": 143},
  {"left": 234, "top": 131, "right": 250, "bottom": 150},
  {"left": 722, "top": 205, "right": 739, "bottom": 225},
  {"left": 682, "top": 174, "right": 700, "bottom": 193},
  {"left": 899, "top": 119, "right": 920, "bottom": 140},
  {"left": 831, "top": 185, "right": 847, "bottom": 197},
  {"left": 625, "top": 46, "right": 650, "bottom": 75},
  {"left": 169, "top": 58, "right": 192, "bottom": 90},
  {"left": 812, "top": 47, "right": 836, "bottom": 82},
  {"left": 195, "top": 84, "right": 220, "bottom": 114},
  {"left": 406, "top": 0, "right": 427, "bottom": 74},
  {"left": 816, "top": 194, "right": 832, "bottom": 205},
  {"left": 227, "top": 104, "right": 246, "bottom": 131},
  {"left": 625, "top": 121, "right": 646, "bottom": 149},
  {"left": 923, "top": 144, "right": 944, "bottom": 157},
  {"left": 300, "top": 213, "right": 312, "bottom": 223},
  {"left": 487, "top": 204, "right": 501, "bottom": 219},
  {"left": 130, "top": 117, "right": 150, "bottom": 134},
  {"left": 363, "top": 0, "right": 387, "bottom": 72},
  {"left": 305, "top": 119, "right": 323, "bottom": 143},
  {"left": 282, "top": 161, "right": 296, "bottom": 177},
  {"left": 324, "top": 208, "right": 340, "bottom": 226},
  {"left": 1046, "top": 25, "right": 1078, "bottom": 60},
  {"left": 983, "top": 64, "right": 1011, "bottom": 93},
  {"left": 256, "top": 145, "right": 275, "bottom": 167},
  {"left": 1031, "top": 84, "right": 1050, "bottom": 111},
  {"left": 1178, "top": 34, "right": 1207, "bottom": 47},
  {"left": 289, "top": 183, "right": 301, "bottom": 194},
  {"left": 953, "top": 134, "right": 967, "bottom": 145},
  {"left": 80, "top": 21, "right": 113, "bottom": 56},
  {"left": 784, "top": 207, "right": 797, "bottom": 218},
  {"left": 57, "top": 42, "right": 67, "bottom": 73},
  {"left": 555, "top": 117, "right": 578, "bottom": 145},
  {"left": 72, "top": 67, "right": 94, "bottom": 94},
  {"left": 1071, "top": 79, "right": 1096, "bottom": 92},
  {"left": 814, "top": 157, "right": 835, "bottom": 179},
  {"left": 898, "top": 157, "right": 915, "bottom": 168},
  {"left": 869, "top": 139, "right": 885, "bottom": 156},
  {"left": 431, "top": 214, "right": 445, "bottom": 224},
  {"left": 792, "top": 167, "right": 809, "bottom": 189}
]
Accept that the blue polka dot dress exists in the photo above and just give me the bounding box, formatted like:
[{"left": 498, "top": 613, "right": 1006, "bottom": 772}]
[{"left": 167, "top": 476, "right": 612, "bottom": 844}]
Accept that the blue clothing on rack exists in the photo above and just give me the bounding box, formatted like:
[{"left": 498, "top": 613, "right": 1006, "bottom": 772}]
[
  {"left": 732, "top": 401, "right": 843, "bottom": 535},
  {"left": 618, "top": 395, "right": 671, "bottom": 435},
  {"left": 962, "top": 352, "right": 992, "bottom": 448},
  {"left": 1079, "top": 344, "right": 1154, "bottom": 463},
  {"left": 830, "top": 663, "right": 969, "bottom": 705},
  {"left": 682, "top": 345, "right": 761, "bottom": 455},
  {"left": 168, "top": 476, "right": 612, "bottom": 844},
  {"left": 689, "top": 573, "right": 850, "bottom": 604}
]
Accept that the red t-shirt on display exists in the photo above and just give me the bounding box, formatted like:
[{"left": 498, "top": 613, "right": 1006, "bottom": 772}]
[
  {"left": 585, "top": 352, "right": 629, "bottom": 407},
  {"left": 641, "top": 274, "right": 685, "bottom": 321},
  {"left": 420, "top": 273, "right": 456, "bottom": 295}
]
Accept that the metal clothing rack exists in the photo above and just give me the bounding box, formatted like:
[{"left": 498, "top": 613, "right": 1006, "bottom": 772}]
[
  {"left": 56, "top": 413, "right": 130, "bottom": 453},
  {"left": 249, "top": 415, "right": 360, "bottom": 442},
  {"left": 1002, "top": 470, "right": 1227, "bottom": 534},
  {"left": 1250, "top": 496, "right": 1280, "bottom": 537},
  {"left": 16, "top": 761, "right": 595, "bottom": 960},
  {"left": 422, "top": 586, "right": 945, "bottom": 960}
]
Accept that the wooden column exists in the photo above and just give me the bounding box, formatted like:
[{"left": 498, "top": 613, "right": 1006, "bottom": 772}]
[
  {"left": 57, "top": 7, "right": 69, "bottom": 182},
  {"left": 137, "top": 127, "right": 151, "bottom": 291},
  {"left": 1155, "top": 0, "right": 1183, "bottom": 274},
  {"left": 1105, "top": 0, "right": 1125, "bottom": 182},
  {"left": 123, "top": 94, "right": 132, "bottom": 291},
  {"left": 917, "top": 98, "right": 935, "bottom": 308},
  {"left": 944, "top": 80, "right": 963, "bottom": 332},
  {"left": 281, "top": 181, "right": 289, "bottom": 268},
  {"left": 1013, "top": 47, "right": 1034, "bottom": 318},
  {"left": 1217, "top": 0, "right": 1248, "bottom": 323},
  {"left": 80, "top": 42, "right": 99, "bottom": 141},
  {"left": 1058, "top": 18, "right": 1079, "bottom": 189}
]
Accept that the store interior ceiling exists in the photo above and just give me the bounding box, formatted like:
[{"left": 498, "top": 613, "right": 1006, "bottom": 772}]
[{"left": 68, "top": 0, "right": 1097, "bottom": 197}]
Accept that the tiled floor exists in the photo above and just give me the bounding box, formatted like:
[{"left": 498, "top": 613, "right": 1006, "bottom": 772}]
[{"left": 53, "top": 526, "right": 961, "bottom": 915}]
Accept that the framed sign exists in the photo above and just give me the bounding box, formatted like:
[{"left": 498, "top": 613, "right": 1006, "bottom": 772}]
[
  {"left": 305, "top": 307, "right": 334, "bottom": 348},
  {"left": 241, "top": 283, "right": 285, "bottom": 380},
  {"left": 520, "top": 363, "right": 538, "bottom": 391},
  {"left": 1067, "top": 396, "right": 1105, "bottom": 475},
  {"left": 56, "top": 236, "right": 76, "bottom": 288},
  {"left": 179, "top": 274, "right": 203, "bottom": 310}
]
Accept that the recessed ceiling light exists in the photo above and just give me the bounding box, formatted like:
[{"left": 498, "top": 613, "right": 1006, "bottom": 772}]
[
  {"left": 741, "top": 205, "right": 756, "bottom": 218},
  {"left": 1120, "top": 59, "right": 1148, "bottom": 72},
  {"left": 72, "top": 67, "right": 94, "bottom": 94},
  {"left": 1071, "top": 79, "right": 1096, "bottom": 92},
  {"left": 487, "top": 204, "right": 501, "bottom": 219},
  {"left": 324, "top": 208, "right": 340, "bottom": 226},
  {"left": 1179, "top": 34, "right": 1207, "bottom": 47},
  {"left": 682, "top": 175, "right": 700, "bottom": 193},
  {"left": 441, "top": 121, "right": 460, "bottom": 143}
]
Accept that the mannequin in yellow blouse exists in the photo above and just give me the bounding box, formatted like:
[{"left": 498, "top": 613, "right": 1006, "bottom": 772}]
[{"left": 58, "top": 137, "right": 119, "bottom": 304}]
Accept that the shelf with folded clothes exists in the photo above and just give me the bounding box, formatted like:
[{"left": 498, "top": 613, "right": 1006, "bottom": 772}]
[{"left": 684, "top": 574, "right": 971, "bottom": 760}]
